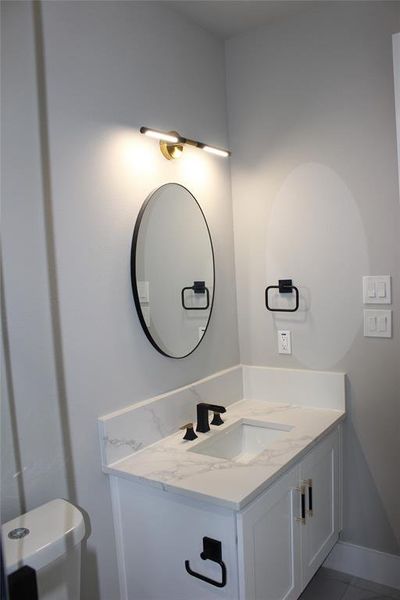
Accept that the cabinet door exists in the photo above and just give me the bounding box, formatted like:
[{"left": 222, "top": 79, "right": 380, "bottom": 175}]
[
  {"left": 237, "top": 466, "right": 302, "bottom": 600},
  {"left": 112, "top": 477, "right": 240, "bottom": 600},
  {"left": 300, "top": 428, "right": 340, "bottom": 587}
]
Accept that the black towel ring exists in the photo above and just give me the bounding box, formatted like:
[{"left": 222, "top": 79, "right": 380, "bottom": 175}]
[
  {"left": 181, "top": 281, "right": 210, "bottom": 311},
  {"left": 265, "top": 279, "right": 299, "bottom": 312}
]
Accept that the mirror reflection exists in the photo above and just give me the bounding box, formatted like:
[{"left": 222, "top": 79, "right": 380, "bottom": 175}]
[{"left": 131, "top": 183, "right": 215, "bottom": 358}]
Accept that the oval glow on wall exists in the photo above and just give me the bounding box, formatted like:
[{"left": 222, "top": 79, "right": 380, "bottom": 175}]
[{"left": 266, "top": 162, "right": 369, "bottom": 369}]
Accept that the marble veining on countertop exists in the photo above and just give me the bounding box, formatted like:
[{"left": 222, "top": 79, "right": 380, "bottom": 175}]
[{"left": 103, "top": 398, "right": 345, "bottom": 510}]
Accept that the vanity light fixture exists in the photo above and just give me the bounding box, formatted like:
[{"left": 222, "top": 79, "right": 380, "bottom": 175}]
[
  {"left": 201, "top": 145, "right": 230, "bottom": 158},
  {"left": 140, "top": 126, "right": 231, "bottom": 160},
  {"left": 140, "top": 128, "right": 180, "bottom": 144}
]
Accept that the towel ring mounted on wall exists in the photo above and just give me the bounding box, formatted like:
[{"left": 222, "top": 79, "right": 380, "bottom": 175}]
[
  {"left": 265, "top": 279, "right": 299, "bottom": 312},
  {"left": 181, "top": 281, "right": 210, "bottom": 311}
]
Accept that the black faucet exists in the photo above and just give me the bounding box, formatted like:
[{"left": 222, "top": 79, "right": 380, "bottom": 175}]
[{"left": 196, "top": 403, "right": 226, "bottom": 433}]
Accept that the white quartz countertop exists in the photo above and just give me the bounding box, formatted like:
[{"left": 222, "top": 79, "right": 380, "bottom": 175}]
[{"left": 104, "top": 399, "right": 345, "bottom": 511}]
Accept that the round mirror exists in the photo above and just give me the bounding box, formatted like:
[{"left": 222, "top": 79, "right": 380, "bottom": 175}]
[{"left": 131, "top": 183, "right": 215, "bottom": 358}]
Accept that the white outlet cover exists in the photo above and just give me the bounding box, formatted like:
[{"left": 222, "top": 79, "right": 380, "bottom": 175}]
[
  {"left": 278, "top": 330, "right": 292, "bottom": 354},
  {"left": 362, "top": 276, "right": 391, "bottom": 304},
  {"left": 363, "top": 309, "right": 392, "bottom": 338}
]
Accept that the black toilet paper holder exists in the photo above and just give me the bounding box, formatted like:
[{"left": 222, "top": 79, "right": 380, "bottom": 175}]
[{"left": 185, "top": 537, "right": 227, "bottom": 588}]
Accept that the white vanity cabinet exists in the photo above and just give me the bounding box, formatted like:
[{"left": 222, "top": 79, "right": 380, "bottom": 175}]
[
  {"left": 110, "top": 426, "right": 341, "bottom": 600},
  {"left": 111, "top": 477, "right": 240, "bottom": 600},
  {"left": 238, "top": 428, "right": 340, "bottom": 600},
  {"left": 300, "top": 429, "right": 340, "bottom": 587},
  {"left": 237, "top": 464, "right": 302, "bottom": 600}
]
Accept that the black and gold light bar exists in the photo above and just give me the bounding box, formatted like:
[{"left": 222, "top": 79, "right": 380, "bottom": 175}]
[{"left": 140, "top": 126, "right": 231, "bottom": 160}]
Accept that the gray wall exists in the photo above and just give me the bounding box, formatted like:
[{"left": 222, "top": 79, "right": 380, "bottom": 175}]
[
  {"left": 2, "top": 2, "right": 400, "bottom": 600},
  {"left": 1, "top": 2, "right": 239, "bottom": 599},
  {"left": 226, "top": 1, "right": 400, "bottom": 554},
  {"left": 394, "top": 32, "right": 400, "bottom": 195},
  {"left": 1, "top": 1, "right": 69, "bottom": 521}
]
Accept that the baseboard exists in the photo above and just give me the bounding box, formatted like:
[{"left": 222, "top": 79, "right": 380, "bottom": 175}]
[{"left": 324, "top": 541, "right": 400, "bottom": 590}]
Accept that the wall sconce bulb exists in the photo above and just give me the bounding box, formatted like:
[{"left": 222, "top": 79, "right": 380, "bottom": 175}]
[{"left": 140, "top": 126, "right": 231, "bottom": 160}]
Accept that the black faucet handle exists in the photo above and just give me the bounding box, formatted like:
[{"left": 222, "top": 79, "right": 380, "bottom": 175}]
[
  {"left": 211, "top": 412, "right": 224, "bottom": 426},
  {"left": 180, "top": 422, "right": 198, "bottom": 441}
]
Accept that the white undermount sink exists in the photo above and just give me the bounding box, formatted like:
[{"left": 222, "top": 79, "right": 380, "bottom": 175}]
[{"left": 190, "top": 419, "right": 293, "bottom": 464}]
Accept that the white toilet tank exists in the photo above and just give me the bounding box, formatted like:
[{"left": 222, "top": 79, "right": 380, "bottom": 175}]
[{"left": 3, "top": 499, "right": 85, "bottom": 600}]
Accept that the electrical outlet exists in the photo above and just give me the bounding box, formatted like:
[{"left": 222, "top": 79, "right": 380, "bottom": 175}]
[{"left": 278, "top": 330, "right": 291, "bottom": 354}]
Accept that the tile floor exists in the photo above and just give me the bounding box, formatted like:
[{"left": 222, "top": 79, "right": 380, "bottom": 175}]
[{"left": 299, "top": 567, "right": 400, "bottom": 600}]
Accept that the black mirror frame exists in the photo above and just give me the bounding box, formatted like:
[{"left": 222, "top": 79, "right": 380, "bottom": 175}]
[{"left": 130, "top": 183, "right": 215, "bottom": 359}]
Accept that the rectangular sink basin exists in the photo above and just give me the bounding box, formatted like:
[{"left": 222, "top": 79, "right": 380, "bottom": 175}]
[{"left": 190, "top": 419, "right": 293, "bottom": 464}]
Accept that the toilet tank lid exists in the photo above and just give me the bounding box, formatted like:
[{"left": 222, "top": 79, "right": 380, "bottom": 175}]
[{"left": 2, "top": 499, "right": 85, "bottom": 574}]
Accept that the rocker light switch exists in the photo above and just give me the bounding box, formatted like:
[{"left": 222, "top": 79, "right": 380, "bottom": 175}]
[
  {"left": 364, "top": 309, "right": 392, "bottom": 338},
  {"left": 367, "top": 315, "right": 377, "bottom": 332},
  {"left": 376, "top": 281, "right": 386, "bottom": 298},
  {"left": 363, "top": 276, "right": 391, "bottom": 304},
  {"left": 367, "top": 281, "right": 376, "bottom": 298}
]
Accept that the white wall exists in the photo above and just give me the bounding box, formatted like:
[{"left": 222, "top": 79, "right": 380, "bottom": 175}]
[
  {"left": 3, "top": 2, "right": 400, "bottom": 598},
  {"left": 1, "top": 2, "right": 239, "bottom": 598},
  {"left": 394, "top": 32, "right": 400, "bottom": 197},
  {"left": 226, "top": 1, "right": 400, "bottom": 554},
  {"left": 1, "top": 1, "right": 69, "bottom": 521}
]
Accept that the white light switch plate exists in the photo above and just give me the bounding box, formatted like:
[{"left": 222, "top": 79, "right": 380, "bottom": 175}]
[
  {"left": 364, "top": 309, "right": 392, "bottom": 338},
  {"left": 363, "top": 276, "right": 391, "bottom": 304}
]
